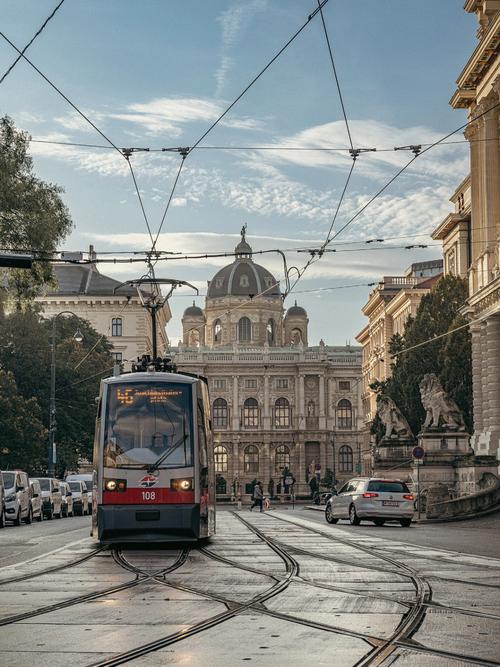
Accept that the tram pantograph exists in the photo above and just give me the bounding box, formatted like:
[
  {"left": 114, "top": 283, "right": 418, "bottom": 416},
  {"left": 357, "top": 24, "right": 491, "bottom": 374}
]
[{"left": 92, "top": 358, "right": 215, "bottom": 543}]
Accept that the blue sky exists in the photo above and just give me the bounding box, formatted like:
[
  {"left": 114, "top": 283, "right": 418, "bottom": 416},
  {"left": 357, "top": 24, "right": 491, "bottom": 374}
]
[{"left": 1, "top": 1, "right": 477, "bottom": 344}]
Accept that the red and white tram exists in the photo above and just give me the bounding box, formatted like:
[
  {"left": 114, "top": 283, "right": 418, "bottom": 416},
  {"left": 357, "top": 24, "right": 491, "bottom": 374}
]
[{"left": 92, "top": 361, "right": 215, "bottom": 543}]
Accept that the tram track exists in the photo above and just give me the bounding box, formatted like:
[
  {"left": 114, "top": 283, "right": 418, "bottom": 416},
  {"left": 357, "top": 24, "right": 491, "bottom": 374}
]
[
  {"left": 0, "top": 546, "right": 189, "bottom": 627},
  {"left": 257, "top": 512, "right": 500, "bottom": 667},
  {"left": 0, "top": 545, "right": 106, "bottom": 586}
]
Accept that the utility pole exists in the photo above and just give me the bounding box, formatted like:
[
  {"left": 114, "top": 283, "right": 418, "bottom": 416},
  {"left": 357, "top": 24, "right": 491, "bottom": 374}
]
[{"left": 331, "top": 436, "right": 336, "bottom": 489}]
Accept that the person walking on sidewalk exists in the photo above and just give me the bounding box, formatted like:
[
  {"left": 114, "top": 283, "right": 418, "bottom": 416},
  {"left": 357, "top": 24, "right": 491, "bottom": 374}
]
[{"left": 250, "top": 481, "right": 264, "bottom": 512}]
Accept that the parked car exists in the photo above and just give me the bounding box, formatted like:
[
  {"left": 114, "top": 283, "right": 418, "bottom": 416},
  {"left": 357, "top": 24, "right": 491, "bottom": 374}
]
[
  {"left": 1, "top": 470, "right": 31, "bottom": 525},
  {"left": 34, "top": 478, "right": 63, "bottom": 520},
  {"left": 320, "top": 492, "right": 333, "bottom": 505},
  {"left": 60, "top": 482, "right": 74, "bottom": 517},
  {"left": 67, "top": 480, "right": 89, "bottom": 516},
  {"left": 0, "top": 474, "right": 5, "bottom": 528},
  {"left": 325, "top": 477, "right": 414, "bottom": 527},
  {"left": 66, "top": 473, "right": 94, "bottom": 510},
  {"left": 29, "top": 479, "right": 43, "bottom": 522}
]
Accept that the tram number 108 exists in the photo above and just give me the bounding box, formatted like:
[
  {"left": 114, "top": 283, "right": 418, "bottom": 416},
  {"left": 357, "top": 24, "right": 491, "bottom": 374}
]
[{"left": 142, "top": 491, "right": 156, "bottom": 501}]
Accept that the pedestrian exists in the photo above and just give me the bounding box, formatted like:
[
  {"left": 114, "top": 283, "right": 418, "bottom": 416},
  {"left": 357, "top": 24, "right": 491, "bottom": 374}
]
[
  {"left": 264, "top": 496, "right": 271, "bottom": 511},
  {"left": 250, "top": 481, "right": 264, "bottom": 512}
]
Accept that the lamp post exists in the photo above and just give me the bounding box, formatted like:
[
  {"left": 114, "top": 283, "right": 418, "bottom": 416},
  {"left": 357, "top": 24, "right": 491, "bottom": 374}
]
[
  {"left": 331, "top": 436, "right": 336, "bottom": 490},
  {"left": 49, "top": 311, "right": 83, "bottom": 477}
]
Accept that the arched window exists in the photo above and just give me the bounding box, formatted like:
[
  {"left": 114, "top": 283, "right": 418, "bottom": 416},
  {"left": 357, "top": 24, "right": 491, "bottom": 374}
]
[
  {"left": 267, "top": 318, "right": 275, "bottom": 345},
  {"left": 213, "top": 398, "right": 228, "bottom": 428},
  {"left": 243, "top": 397, "right": 259, "bottom": 428},
  {"left": 291, "top": 328, "right": 302, "bottom": 344},
  {"left": 214, "top": 445, "right": 228, "bottom": 472},
  {"left": 111, "top": 317, "right": 123, "bottom": 337},
  {"left": 238, "top": 317, "right": 251, "bottom": 342},
  {"left": 337, "top": 399, "right": 352, "bottom": 429},
  {"left": 338, "top": 445, "right": 353, "bottom": 472},
  {"left": 244, "top": 445, "right": 259, "bottom": 473},
  {"left": 275, "top": 445, "right": 290, "bottom": 474},
  {"left": 213, "top": 319, "right": 222, "bottom": 344},
  {"left": 274, "top": 397, "right": 291, "bottom": 428}
]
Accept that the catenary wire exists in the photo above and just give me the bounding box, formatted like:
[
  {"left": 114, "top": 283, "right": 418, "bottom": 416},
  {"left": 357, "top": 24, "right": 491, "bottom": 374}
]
[
  {"left": 188, "top": 0, "right": 329, "bottom": 153},
  {"left": 316, "top": 0, "right": 353, "bottom": 151},
  {"left": 151, "top": 155, "right": 187, "bottom": 252},
  {"left": 0, "top": 0, "right": 66, "bottom": 85},
  {"left": 327, "top": 99, "right": 500, "bottom": 244}
]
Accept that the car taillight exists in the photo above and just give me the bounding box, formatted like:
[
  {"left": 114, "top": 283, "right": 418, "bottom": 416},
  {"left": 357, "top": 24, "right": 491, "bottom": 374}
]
[
  {"left": 362, "top": 492, "right": 379, "bottom": 498},
  {"left": 403, "top": 494, "right": 414, "bottom": 500}
]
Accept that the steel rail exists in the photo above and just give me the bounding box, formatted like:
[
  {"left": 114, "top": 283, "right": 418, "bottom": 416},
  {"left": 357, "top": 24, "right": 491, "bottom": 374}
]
[
  {"left": 0, "top": 546, "right": 106, "bottom": 586},
  {"left": 89, "top": 514, "right": 300, "bottom": 666},
  {"left": 0, "top": 547, "right": 188, "bottom": 627}
]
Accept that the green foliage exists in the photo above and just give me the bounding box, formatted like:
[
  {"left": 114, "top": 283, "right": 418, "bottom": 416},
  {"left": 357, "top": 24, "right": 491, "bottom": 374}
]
[
  {"left": 0, "top": 309, "right": 113, "bottom": 475},
  {"left": 383, "top": 275, "right": 472, "bottom": 435},
  {"left": 0, "top": 116, "right": 72, "bottom": 307},
  {"left": 0, "top": 370, "right": 47, "bottom": 473}
]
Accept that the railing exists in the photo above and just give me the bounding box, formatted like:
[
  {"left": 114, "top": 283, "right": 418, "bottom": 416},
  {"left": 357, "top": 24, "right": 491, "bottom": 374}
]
[{"left": 382, "top": 276, "right": 421, "bottom": 288}]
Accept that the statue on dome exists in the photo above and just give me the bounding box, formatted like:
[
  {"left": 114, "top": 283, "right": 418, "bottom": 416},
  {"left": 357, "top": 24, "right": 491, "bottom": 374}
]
[{"left": 240, "top": 223, "right": 247, "bottom": 242}]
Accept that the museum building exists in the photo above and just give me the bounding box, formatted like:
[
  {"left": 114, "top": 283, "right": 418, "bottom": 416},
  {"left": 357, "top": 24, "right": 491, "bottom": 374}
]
[{"left": 172, "top": 230, "right": 363, "bottom": 498}]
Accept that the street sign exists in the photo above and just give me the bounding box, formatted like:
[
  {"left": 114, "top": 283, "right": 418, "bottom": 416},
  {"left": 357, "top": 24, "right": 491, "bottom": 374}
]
[
  {"left": 412, "top": 445, "right": 425, "bottom": 460},
  {"left": 284, "top": 476, "right": 294, "bottom": 486}
]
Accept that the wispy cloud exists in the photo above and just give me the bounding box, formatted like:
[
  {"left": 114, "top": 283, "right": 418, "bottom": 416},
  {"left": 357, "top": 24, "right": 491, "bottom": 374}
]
[{"left": 215, "top": 0, "right": 268, "bottom": 96}]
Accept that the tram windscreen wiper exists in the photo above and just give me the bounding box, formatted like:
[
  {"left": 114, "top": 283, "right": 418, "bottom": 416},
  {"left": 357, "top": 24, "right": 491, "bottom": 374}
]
[{"left": 146, "top": 434, "right": 189, "bottom": 474}]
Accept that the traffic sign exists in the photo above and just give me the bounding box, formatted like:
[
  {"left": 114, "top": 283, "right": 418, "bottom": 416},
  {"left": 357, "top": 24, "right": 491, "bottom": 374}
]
[
  {"left": 285, "top": 476, "right": 294, "bottom": 486},
  {"left": 412, "top": 446, "right": 425, "bottom": 460}
]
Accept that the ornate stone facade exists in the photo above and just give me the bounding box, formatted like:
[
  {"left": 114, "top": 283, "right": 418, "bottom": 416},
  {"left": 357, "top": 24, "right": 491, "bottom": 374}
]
[
  {"left": 448, "top": 1, "right": 500, "bottom": 464},
  {"left": 36, "top": 249, "right": 171, "bottom": 371},
  {"left": 173, "top": 231, "right": 363, "bottom": 497}
]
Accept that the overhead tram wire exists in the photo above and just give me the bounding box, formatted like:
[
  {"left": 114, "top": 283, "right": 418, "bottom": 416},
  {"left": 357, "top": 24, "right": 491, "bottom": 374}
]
[
  {"left": 0, "top": 31, "right": 155, "bottom": 245},
  {"left": 327, "top": 99, "right": 500, "bottom": 245},
  {"left": 147, "top": 0, "right": 331, "bottom": 251},
  {"left": 0, "top": 0, "right": 66, "bottom": 85},
  {"left": 316, "top": 0, "right": 353, "bottom": 152},
  {"left": 187, "top": 0, "right": 330, "bottom": 154}
]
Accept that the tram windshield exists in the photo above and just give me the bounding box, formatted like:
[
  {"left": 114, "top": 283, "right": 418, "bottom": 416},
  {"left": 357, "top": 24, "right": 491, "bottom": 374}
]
[{"left": 103, "top": 382, "right": 193, "bottom": 469}]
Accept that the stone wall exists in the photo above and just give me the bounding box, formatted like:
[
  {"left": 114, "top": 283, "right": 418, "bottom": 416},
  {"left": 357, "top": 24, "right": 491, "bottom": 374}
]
[{"left": 427, "top": 477, "right": 500, "bottom": 520}]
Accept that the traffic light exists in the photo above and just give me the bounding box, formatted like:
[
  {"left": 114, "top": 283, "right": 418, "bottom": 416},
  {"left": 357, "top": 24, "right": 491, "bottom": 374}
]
[{"left": 0, "top": 253, "right": 33, "bottom": 269}]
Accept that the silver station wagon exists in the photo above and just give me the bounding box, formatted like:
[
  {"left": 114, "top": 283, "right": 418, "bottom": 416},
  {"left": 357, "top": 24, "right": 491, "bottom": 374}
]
[{"left": 325, "top": 477, "right": 414, "bottom": 527}]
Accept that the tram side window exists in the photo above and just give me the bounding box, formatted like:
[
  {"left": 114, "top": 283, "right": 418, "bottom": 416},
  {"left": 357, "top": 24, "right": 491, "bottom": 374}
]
[{"left": 103, "top": 383, "right": 193, "bottom": 468}]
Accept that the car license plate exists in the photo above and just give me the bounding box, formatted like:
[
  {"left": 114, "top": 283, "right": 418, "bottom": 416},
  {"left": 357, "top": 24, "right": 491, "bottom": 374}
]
[{"left": 382, "top": 500, "right": 400, "bottom": 507}]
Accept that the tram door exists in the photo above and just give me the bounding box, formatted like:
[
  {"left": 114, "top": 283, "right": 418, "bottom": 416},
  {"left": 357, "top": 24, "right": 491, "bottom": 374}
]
[{"left": 197, "top": 381, "right": 215, "bottom": 536}]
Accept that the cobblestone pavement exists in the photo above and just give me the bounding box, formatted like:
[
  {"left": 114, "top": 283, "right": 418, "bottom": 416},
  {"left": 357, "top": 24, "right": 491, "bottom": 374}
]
[{"left": 0, "top": 511, "right": 499, "bottom": 666}]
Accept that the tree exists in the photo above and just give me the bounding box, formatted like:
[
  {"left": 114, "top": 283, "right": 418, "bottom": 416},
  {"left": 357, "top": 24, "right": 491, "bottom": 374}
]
[
  {"left": 0, "top": 309, "right": 113, "bottom": 475},
  {"left": 0, "top": 116, "right": 72, "bottom": 308},
  {"left": 0, "top": 370, "right": 47, "bottom": 474},
  {"left": 383, "top": 275, "right": 472, "bottom": 435}
]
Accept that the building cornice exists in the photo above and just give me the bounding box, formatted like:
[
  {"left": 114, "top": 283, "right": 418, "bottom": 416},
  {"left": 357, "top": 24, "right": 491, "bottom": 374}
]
[
  {"left": 431, "top": 212, "right": 471, "bottom": 240},
  {"left": 450, "top": 13, "right": 500, "bottom": 108}
]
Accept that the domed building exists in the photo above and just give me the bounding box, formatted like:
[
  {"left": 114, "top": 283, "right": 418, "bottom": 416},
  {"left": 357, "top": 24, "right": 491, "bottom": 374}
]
[{"left": 174, "top": 227, "right": 363, "bottom": 499}]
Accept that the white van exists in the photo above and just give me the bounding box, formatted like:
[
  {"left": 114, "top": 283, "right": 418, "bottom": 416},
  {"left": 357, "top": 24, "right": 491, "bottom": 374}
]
[
  {"left": 66, "top": 474, "right": 93, "bottom": 494},
  {"left": 34, "top": 478, "right": 63, "bottom": 520},
  {"left": 2, "top": 470, "right": 31, "bottom": 525}
]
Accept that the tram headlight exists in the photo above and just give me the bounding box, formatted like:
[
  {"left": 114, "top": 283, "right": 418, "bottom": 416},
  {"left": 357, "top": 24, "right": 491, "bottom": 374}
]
[
  {"left": 171, "top": 478, "right": 193, "bottom": 491},
  {"left": 104, "top": 478, "right": 127, "bottom": 492}
]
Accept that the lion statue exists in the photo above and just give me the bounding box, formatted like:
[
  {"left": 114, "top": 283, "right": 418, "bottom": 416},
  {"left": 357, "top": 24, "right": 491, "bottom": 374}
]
[
  {"left": 419, "top": 373, "right": 465, "bottom": 431},
  {"left": 377, "top": 394, "right": 413, "bottom": 439}
]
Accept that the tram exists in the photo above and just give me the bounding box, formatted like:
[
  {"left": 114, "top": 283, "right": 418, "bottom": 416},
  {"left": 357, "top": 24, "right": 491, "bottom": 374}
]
[{"left": 92, "top": 357, "right": 215, "bottom": 543}]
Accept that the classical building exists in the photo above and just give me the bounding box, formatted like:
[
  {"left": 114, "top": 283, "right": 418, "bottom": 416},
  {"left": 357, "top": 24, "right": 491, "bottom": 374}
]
[
  {"left": 36, "top": 248, "right": 171, "bottom": 370},
  {"left": 172, "top": 230, "right": 363, "bottom": 498},
  {"left": 447, "top": 0, "right": 500, "bottom": 462},
  {"left": 355, "top": 261, "right": 443, "bottom": 469}
]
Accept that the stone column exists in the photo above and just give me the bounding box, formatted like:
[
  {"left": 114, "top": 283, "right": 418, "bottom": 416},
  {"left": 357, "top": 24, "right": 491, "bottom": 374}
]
[
  {"left": 298, "top": 374, "right": 305, "bottom": 430},
  {"left": 318, "top": 373, "right": 326, "bottom": 429},
  {"left": 483, "top": 98, "right": 500, "bottom": 274},
  {"left": 471, "top": 324, "right": 483, "bottom": 435},
  {"left": 263, "top": 374, "right": 270, "bottom": 430},
  {"left": 465, "top": 121, "right": 483, "bottom": 279},
  {"left": 232, "top": 376, "right": 239, "bottom": 431},
  {"left": 486, "top": 316, "right": 500, "bottom": 448},
  {"left": 480, "top": 322, "right": 490, "bottom": 434}
]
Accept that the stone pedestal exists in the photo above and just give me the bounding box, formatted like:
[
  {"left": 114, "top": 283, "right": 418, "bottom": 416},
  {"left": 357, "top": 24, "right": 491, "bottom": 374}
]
[{"left": 373, "top": 437, "right": 415, "bottom": 482}]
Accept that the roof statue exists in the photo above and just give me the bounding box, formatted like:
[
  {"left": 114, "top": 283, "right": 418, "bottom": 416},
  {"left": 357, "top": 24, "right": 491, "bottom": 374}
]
[
  {"left": 377, "top": 394, "right": 413, "bottom": 440},
  {"left": 240, "top": 223, "right": 247, "bottom": 242},
  {"left": 419, "top": 373, "right": 466, "bottom": 431}
]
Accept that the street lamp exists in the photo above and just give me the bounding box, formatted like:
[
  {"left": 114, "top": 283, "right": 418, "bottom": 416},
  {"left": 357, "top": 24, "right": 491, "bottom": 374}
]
[{"left": 49, "top": 311, "right": 83, "bottom": 477}]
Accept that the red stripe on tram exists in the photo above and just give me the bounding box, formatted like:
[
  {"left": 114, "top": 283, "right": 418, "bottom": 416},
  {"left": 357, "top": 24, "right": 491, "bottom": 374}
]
[{"left": 103, "top": 488, "right": 195, "bottom": 504}]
